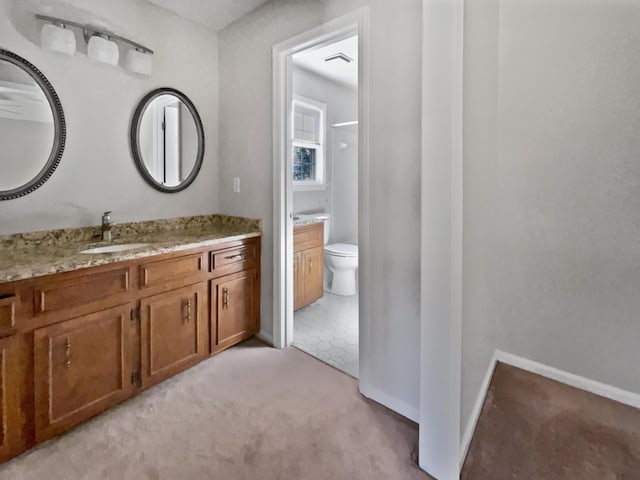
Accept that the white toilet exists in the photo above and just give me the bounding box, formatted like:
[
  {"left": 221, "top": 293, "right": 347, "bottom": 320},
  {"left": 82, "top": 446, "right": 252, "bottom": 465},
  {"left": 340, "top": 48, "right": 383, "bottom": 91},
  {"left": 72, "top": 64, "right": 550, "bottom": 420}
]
[{"left": 320, "top": 215, "right": 358, "bottom": 296}]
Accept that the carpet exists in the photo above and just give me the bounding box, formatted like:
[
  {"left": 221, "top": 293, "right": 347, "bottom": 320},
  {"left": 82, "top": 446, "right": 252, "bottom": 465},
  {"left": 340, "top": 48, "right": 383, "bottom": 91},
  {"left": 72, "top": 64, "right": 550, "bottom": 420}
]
[
  {"left": 0, "top": 339, "right": 430, "bottom": 480},
  {"left": 461, "top": 362, "right": 640, "bottom": 479}
]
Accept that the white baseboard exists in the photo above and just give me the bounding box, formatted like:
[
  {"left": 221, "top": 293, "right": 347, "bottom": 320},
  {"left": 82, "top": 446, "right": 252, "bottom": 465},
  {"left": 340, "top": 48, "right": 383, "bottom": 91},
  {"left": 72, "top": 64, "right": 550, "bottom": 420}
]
[
  {"left": 459, "top": 349, "right": 640, "bottom": 471},
  {"left": 495, "top": 350, "right": 640, "bottom": 410},
  {"left": 459, "top": 351, "right": 498, "bottom": 469},
  {"left": 359, "top": 384, "right": 420, "bottom": 423},
  {"left": 256, "top": 330, "right": 274, "bottom": 346}
]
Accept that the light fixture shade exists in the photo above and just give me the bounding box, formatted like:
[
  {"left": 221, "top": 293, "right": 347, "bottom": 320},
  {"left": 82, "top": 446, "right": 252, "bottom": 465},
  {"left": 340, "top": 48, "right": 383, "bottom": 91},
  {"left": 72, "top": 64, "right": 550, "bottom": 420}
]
[
  {"left": 40, "top": 24, "right": 76, "bottom": 56},
  {"left": 126, "top": 49, "right": 153, "bottom": 75},
  {"left": 87, "top": 35, "right": 119, "bottom": 65}
]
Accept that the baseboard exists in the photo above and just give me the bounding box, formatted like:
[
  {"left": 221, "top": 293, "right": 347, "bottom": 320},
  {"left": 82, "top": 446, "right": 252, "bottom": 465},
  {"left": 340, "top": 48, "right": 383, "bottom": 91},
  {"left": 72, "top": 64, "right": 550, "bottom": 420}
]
[
  {"left": 255, "top": 330, "right": 274, "bottom": 346},
  {"left": 459, "top": 351, "right": 498, "bottom": 469},
  {"left": 495, "top": 350, "right": 640, "bottom": 410},
  {"left": 359, "top": 384, "right": 419, "bottom": 423},
  {"left": 459, "top": 349, "right": 640, "bottom": 471}
]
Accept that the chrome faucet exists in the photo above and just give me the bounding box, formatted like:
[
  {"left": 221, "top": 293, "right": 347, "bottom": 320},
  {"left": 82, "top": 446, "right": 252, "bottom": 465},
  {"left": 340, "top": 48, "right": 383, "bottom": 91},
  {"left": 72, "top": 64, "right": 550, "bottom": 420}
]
[{"left": 101, "top": 211, "right": 113, "bottom": 243}]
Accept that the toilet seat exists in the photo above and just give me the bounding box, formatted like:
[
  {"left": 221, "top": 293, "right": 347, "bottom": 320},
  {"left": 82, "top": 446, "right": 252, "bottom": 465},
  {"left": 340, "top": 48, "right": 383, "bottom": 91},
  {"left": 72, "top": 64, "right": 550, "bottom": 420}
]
[{"left": 324, "top": 243, "right": 358, "bottom": 257}]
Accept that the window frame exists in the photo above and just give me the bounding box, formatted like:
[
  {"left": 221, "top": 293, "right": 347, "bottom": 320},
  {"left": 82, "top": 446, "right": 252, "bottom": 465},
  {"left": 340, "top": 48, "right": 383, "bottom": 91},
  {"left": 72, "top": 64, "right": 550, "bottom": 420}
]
[{"left": 292, "top": 95, "right": 327, "bottom": 190}]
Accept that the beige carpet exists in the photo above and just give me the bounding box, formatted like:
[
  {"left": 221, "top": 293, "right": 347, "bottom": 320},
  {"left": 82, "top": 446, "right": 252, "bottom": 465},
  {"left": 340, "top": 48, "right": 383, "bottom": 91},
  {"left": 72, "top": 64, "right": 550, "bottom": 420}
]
[
  {"left": 462, "top": 362, "right": 640, "bottom": 479},
  {"left": 0, "top": 339, "right": 430, "bottom": 480}
]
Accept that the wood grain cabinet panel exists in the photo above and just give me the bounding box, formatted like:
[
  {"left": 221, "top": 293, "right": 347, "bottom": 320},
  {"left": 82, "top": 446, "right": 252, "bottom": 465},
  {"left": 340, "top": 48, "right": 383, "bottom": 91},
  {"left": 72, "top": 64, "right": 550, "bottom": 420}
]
[
  {"left": 140, "top": 283, "right": 207, "bottom": 389},
  {"left": 0, "top": 339, "right": 11, "bottom": 460},
  {"left": 33, "top": 304, "right": 133, "bottom": 442},
  {"left": 0, "top": 296, "right": 17, "bottom": 338},
  {"left": 211, "top": 269, "right": 259, "bottom": 353},
  {"left": 34, "top": 268, "right": 130, "bottom": 315},
  {"left": 210, "top": 243, "right": 258, "bottom": 277},
  {"left": 139, "top": 254, "right": 204, "bottom": 289}
]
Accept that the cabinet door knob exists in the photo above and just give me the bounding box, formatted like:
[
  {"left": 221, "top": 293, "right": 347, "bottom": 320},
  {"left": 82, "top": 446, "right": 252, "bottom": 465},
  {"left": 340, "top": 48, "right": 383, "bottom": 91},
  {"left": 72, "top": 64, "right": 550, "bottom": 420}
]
[{"left": 65, "top": 338, "right": 72, "bottom": 367}]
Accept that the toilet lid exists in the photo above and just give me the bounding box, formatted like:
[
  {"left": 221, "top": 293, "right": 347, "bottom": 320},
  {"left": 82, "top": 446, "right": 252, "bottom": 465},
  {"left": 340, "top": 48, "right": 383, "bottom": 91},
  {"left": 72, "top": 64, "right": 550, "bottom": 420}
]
[{"left": 325, "top": 243, "right": 358, "bottom": 256}]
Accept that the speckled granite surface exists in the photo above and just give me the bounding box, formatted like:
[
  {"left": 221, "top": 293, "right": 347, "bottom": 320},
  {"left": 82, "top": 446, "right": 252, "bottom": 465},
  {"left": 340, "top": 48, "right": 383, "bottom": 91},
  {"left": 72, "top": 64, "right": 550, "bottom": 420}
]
[{"left": 0, "top": 215, "right": 261, "bottom": 283}]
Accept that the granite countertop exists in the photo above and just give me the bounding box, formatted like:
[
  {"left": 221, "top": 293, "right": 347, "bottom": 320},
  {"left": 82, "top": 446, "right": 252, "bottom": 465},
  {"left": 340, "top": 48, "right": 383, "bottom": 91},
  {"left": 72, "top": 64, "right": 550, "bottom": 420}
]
[
  {"left": 293, "top": 213, "right": 328, "bottom": 227},
  {"left": 0, "top": 214, "right": 262, "bottom": 283}
]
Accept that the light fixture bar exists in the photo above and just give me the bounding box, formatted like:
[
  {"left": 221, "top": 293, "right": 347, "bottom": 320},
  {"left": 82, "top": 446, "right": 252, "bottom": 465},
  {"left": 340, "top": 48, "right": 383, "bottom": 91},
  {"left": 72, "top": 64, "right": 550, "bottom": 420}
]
[
  {"left": 35, "top": 14, "right": 153, "bottom": 55},
  {"left": 323, "top": 53, "right": 354, "bottom": 63}
]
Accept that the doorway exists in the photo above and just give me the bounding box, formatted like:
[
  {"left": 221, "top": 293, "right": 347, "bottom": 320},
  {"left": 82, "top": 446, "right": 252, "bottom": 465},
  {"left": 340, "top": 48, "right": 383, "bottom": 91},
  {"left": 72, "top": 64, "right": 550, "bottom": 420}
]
[
  {"left": 288, "top": 35, "right": 359, "bottom": 377},
  {"left": 272, "top": 9, "right": 370, "bottom": 383}
]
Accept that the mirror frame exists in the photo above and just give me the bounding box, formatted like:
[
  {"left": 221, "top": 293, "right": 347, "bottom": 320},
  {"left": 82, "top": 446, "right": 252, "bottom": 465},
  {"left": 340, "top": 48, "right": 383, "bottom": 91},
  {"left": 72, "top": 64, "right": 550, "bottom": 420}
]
[
  {"left": 0, "top": 49, "right": 66, "bottom": 201},
  {"left": 130, "top": 87, "right": 205, "bottom": 193}
]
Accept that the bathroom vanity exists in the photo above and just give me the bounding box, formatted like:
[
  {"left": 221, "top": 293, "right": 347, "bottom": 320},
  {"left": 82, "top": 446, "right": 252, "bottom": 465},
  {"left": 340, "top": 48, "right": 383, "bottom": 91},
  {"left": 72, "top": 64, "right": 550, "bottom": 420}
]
[
  {"left": 0, "top": 215, "right": 261, "bottom": 463},
  {"left": 293, "top": 221, "right": 324, "bottom": 311}
]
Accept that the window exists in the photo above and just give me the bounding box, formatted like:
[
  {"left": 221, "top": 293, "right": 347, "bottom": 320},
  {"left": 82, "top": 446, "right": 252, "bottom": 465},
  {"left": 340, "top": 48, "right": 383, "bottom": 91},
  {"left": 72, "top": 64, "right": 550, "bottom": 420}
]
[{"left": 292, "top": 96, "right": 326, "bottom": 189}]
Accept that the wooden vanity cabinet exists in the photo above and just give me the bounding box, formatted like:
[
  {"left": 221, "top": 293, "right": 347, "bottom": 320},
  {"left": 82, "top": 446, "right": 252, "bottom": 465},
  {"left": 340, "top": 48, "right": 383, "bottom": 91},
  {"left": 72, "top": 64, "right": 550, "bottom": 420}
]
[
  {"left": 0, "top": 235, "right": 261, "bottom": 463},
  {"left": 293, "top": 223, "right": 324, "bottom": 311}
]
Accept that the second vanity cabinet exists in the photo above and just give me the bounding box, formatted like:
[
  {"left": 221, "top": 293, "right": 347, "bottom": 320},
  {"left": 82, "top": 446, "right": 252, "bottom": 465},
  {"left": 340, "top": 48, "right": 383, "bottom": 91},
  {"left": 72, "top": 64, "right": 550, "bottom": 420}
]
[
  {"left": 294, "top": 222, "right": 324, "bottom": 311},
  {"left": 0, "top": 235, "right": 261, "bottom": 460}
]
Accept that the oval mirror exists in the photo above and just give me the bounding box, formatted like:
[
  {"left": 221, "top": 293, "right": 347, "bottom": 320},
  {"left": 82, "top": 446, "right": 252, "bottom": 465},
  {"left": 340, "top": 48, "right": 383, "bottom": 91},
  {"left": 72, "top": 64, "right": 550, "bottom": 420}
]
[
  {"left": 131, "top": 88, "right": 204, "bottom": 193},
  {"left": 0, "top": 49, "right": 65, "bottom": 200}
]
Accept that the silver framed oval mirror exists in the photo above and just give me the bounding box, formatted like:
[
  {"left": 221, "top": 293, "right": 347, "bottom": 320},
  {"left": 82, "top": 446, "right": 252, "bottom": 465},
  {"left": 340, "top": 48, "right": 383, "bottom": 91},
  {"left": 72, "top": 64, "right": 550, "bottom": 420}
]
[
  {"left": 130, "top": 88, "right": 205, "bottom": 193},
  {"left": 0, "top": 49, "right": 65, "bottom": 201}
]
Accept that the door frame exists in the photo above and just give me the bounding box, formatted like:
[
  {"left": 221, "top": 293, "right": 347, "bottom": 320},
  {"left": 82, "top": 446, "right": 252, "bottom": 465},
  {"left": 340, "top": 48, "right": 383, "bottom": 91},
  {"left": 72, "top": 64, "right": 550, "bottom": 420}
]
[{"left": 272, "top": 8, "right": 370, "bottom": 363}]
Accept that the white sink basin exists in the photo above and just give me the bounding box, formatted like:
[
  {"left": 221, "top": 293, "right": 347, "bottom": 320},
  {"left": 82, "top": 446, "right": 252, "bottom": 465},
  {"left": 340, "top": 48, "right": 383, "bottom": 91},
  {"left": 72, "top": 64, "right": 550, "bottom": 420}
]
[{"left": 80, "top": 243, "right": 150, "bottom": 254}]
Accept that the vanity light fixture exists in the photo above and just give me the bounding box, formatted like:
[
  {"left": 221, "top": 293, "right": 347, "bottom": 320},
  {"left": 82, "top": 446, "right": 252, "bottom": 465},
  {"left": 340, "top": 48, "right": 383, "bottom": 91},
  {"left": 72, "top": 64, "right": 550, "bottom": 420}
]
[
  {"left": 35, "top": 14, "right": 153, "bottom": 74},
  {"left": 40, "top": 22, "right": 76, "bottom": 56},
  {"left": 87, "top": 34, "right": 119, "bottom": 66},
  {"left": 126, "top": 48, "right": 153, "bottom": 75}
]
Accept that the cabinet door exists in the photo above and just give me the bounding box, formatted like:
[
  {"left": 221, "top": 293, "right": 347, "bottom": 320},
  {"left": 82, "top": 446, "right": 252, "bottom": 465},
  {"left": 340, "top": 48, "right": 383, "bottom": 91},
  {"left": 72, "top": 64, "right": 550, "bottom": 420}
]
[
  {"left": 33, "top": 304, "right": 133, "bottom": 442},
  {"left": 140, "top": 283, "right": 206, "bottom": 389},
  {"left": 211, "top": 269, "right": 258, "bottom": 353},
  {"left": 293, "top": 251, "right": 304, "bottom": 311},
  {"left": 302, "top": 247, "right": 324, "bottom": 306},
  {"left": 0, "top": 337, "right": 19, "bottom": 462}
]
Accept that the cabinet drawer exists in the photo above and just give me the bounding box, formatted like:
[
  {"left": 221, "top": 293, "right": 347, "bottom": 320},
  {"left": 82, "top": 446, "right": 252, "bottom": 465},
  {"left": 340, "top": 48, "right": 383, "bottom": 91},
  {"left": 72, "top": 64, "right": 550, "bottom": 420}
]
[
  {"left": 34, "top": 268, "right": 130, "bottom": 316},
  {"left": 294, "top": 223, "right": 324, "bottom": 252},
  {"left": 0, "top": 295, "right": 17, "bottom": 337},
  {"left": 210, "top": 243, "right": 258, "bottom": 274},
  {"left": 140, "top": 253, "right": 204, "bottom": 289}
]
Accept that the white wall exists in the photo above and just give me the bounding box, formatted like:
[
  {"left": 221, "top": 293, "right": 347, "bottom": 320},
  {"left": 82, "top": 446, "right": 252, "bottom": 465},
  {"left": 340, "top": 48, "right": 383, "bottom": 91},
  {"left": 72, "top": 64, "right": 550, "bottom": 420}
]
[
  {"left": 292, "top": 65, "right": 358, "bottom": 243},
  {"left": 462, "top": 0, "right": 640, "bottom": 439},
  {"left": 0, "top": 0, "right": 219, "bottom": 234},
  {"left": 219, "top": 0, "right": 422, "bottom": 419}
]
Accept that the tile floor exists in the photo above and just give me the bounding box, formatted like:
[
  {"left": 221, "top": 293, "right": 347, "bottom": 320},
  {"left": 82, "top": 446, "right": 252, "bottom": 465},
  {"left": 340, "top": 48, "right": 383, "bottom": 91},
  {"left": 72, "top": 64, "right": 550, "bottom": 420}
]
[{"left": 293, "top": 292, "right": 359, "bottom": 378}]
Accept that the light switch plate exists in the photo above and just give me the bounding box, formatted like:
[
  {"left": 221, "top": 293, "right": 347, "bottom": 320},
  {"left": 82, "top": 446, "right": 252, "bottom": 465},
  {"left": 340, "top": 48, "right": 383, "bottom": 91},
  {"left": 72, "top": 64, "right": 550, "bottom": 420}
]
[{"left": 233, "top": 177, "right": 240, "bottom": 193}]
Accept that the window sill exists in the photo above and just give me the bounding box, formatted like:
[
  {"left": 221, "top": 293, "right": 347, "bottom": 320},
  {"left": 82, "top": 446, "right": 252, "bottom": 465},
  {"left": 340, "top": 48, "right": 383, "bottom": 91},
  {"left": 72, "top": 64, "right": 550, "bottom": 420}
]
[{"left": 293, "top": 183, "right": 327, "bottom": 192}]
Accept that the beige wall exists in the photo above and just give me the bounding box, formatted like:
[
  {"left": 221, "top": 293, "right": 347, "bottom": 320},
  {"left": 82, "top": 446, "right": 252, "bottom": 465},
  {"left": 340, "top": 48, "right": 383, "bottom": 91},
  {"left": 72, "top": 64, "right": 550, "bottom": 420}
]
[
  {"left": 0, "top": 0, "right": 219, "bottom": 234},
  {"left": 219, "top": 0, "right": 423, "bottom": 418},
  {"left": 462, "top": 0, "right": 640, "bottom": 434}
]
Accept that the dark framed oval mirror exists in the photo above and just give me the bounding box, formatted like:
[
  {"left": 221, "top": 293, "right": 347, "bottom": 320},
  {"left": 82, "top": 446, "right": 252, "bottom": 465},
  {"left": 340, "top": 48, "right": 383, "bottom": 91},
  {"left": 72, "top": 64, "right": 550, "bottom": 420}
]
[
  {"left": 130, "top": 88, "right": 205, "bottom": 193},
  {"left": 0, "top": 49, "right": 65, "bottom": 201}
]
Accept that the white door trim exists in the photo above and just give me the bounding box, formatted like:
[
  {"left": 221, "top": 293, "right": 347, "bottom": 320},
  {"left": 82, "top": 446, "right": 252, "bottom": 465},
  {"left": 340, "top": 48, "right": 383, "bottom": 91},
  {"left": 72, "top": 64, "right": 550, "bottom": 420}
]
[
  {"left": 271, "top": 7, "right": 371, "bottom": 395},
  {"left": 419, "top": 0, "right": 464, "bottom": 479}
]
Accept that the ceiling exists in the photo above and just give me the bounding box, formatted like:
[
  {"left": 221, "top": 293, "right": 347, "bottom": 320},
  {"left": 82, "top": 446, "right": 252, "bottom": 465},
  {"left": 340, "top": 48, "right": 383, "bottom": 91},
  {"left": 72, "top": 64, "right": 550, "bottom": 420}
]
[
  {"left": 147, "top": 0, "right": 270, "bottom": 31},
  {"left": 293, "top": 36, "right": 358, "bottom": 88}
]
